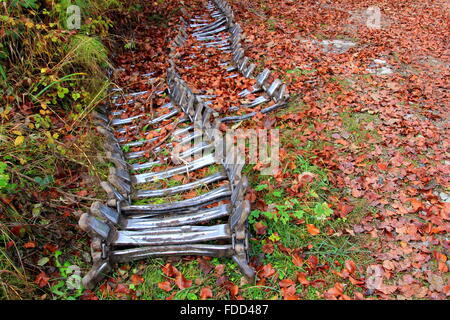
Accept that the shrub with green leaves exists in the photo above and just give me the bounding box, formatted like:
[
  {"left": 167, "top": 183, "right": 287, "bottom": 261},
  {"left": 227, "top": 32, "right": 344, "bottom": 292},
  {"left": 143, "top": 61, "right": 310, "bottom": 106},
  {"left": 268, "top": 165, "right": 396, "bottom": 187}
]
[
  {"left": 0, "top": 162, "right": 16, "bottom": 192},
  {"left": 0, "top": 162, "right": 10, "bottom": 190}
]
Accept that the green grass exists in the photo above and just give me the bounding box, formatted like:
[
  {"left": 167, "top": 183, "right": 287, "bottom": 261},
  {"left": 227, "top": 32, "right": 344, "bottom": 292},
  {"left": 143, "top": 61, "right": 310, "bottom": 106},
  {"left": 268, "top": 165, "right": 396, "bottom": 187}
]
[
  {"left": 339, "top": 111, "right": 381, "bottom": 145},
  {"left": 0, "top": 223, "right": 35, "bottom": 299},
  {"left": 136, "top": 259, "right": 168, "bottom": 299},
  {"left": 275, "top": 96, "right": 306, "bottom": 117},
  {"left": 246, "top": 125, "right": 373, "bottom": 298}
]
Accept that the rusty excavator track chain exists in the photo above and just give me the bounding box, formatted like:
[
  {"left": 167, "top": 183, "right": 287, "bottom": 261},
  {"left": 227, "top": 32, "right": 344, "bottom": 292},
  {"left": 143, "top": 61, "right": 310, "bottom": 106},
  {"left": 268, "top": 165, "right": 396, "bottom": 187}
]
[{"left": 79, "top": 0, "right": 290, "bottom": 289}]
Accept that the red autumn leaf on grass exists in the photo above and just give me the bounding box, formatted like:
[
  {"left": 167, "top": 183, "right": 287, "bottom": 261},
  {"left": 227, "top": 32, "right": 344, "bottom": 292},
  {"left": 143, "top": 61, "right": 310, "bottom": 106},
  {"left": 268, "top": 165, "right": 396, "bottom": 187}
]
[
  {"left": 279, "top": 279, "right": 295, "bottom": 288},
  {"left": 43, "top": 243, "right": 58, "bottom": 253},
  {"left": 443, "top": 285, "right": 450, "bottom": 295},
  {"left": 10, "top": 225, "right": 24, "bottom": 236},
  {"left": 34, "top": 271, "right": 49, "bottom": 288},
  {"left": 254, "top": 221, "right": 267, "bottom": 235},
  {"left": 197, "top": 258, "right": 213, "bottom": 275},
  {"left": 200, "top": 287, "right": 213, "bottom": 300},
  {"left": 306, "top": 224, "right": 320, "bottom": 235},
  {"left": 6, "top": 240, "right": 14, "bottom": 249},
  {"left": 80, "top": 290, "right": 99, "bottom": 300},
  {"left": 278, "top": 243, "right": 293, "bottom": 255},
  {"left": 307, "top": 255, "right": 319, "bottom": 268},
  {"left": 175, "top": 273, "right": 192, "bottom": 290},
  {"left": 351, "top": 188, "right": 364, "bottom": 198},
  {"left": 337, "top": 202, "right": 354, "bottom": 218},
  {"left": 216, "top": 275, "right": 228, "bottom": 286},
  {"left": 297, "top": 272, "right": 310, "bottom": 286},
  {"left": 284, "top": 294, "right": 300, "bottom": 300},
  {"left": 438, "top": 262, "right": 448, "bottom": 273},
  {"left": 377, "top": 162, "right": 388, "bottom": 171},
  {"left": 214, "top": 264, "right": 225, "bottom": 276},
  {"left": 326, "top": 227, "right": 334, "bottom": 236},
  {"left": 349, "top": 276, "right": 364, "bottom": 285},
  {"left": 296, "top": 172, "right": 316, "bottom": 186},
  {"left": 324, "top": 282, "right": 344, "bottom": 300},
  {"left": 229, "top": 284, "right": 239, "bottom": 298},
  {"left": 77, "top": 190, "right": 89, "bottom": 197},
  {"left": 23, "top": 241, "right": 36, "bottom": 248},
  {"left": 434, "top": 252, "right": 447, "bottom": 264},
  {"left": 131, "top": 274, "right": 144, "bottom": 285},
  {"left": 335, "top": 139, "right": 348, "bottom": 146},
  {"left": 158, "top": 281, "right": 173, "bottom": 292},
  {"left": 292, "top": 254, "right": 303, "bottom": 267},
  {"left": 344, "top": 260, "right": 356, "bottom": 275},
  {"left": 98, "top": 282, "right": 113, "bottom": 296},
  {"left": 114, "top": 284, "right": 130, "bottom": 295},
  {"left": 260, "top": 264, "right": 276, "bottom": 278},
  {"left": 162, "top": 263, "right": 179, "bottom": 277},
  {"left": 280, "top": 284, "right": 298, "bottom": 300},
  {"left": 262, "top": 243, "right": 274, "bottom": 254}
]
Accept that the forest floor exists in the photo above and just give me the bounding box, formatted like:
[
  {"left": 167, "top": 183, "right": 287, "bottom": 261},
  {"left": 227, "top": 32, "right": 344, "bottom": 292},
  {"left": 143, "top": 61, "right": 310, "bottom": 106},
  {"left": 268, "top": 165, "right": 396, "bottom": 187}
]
[{"left": 1, "top": 0, "right": 448, "bottom": 300}]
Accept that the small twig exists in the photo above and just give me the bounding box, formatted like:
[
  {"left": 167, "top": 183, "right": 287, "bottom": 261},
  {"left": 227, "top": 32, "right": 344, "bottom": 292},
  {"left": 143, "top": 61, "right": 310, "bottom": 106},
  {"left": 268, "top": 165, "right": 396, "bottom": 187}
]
[
  {"left": 150, "top": 119, "right": 181, "bottom": 151},
  {"left": 10, "top": 169, "right": 101, "bottom": 201},
  {"left": 54, "top": 188, "right": 103, "bottom": 202}
]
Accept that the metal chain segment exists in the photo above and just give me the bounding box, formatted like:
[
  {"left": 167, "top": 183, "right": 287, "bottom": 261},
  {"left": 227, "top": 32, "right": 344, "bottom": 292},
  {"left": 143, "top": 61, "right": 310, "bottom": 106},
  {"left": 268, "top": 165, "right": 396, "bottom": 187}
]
[{"left": 80, "top": 0, "right": 290, "bottom": 289}]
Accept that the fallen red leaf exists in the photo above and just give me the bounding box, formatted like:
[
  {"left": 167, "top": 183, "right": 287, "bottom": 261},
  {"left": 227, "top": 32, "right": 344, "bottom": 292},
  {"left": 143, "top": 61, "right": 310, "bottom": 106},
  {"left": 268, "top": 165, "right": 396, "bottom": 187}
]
[
  {"left": 6, "top": 240, "right": 14, "bottom": 249},
  {"left": 175, "top": 273, "right": 192, "bottom": 290},
  {"left": 260, "top": 264, "right": 276, "bottom": 278},
  {"left": 262, "top": 243, "right": 274, "bottom": 254},
  {"left": 43, "top": 243, "right": 58, "bottom": 253},
  {"left": 279, "top": 279, "right": 295, "bottom": 288},
  {"left": 200, "top": 287, "right": 213, "bottom": 300},
  {"left": 292, "top": 254, "right": 304, "bottom": 267},
  {"left": 337, "top": 203, "right": 354, "bottom": 218},
  {"left": 306, "top": 224, "right": 320, "bottom": 235},
  {"left": 34, "top": 271, "right": 49, "bottom": 288},
  {"left": 10, "top": 225, "right": 24, "bottom": 236},
  {"left": 80, "top": 290, "right": 99, "bottom": 300},
  {"left": 344, "top": 260, "right": 356, "bottom": 275},
  {"left": 162, "top": 263, "right": 179, "bottom": 278},
  {"left": 438, "top": 262, "right": 448, "bottom": 273},
  {"left": 77, "top": 190, "right": 89, "bottom": 197},
  {"left": 23, "top": 241, "right": 36, "bottom": 249},
  {"left": 131, "top": 274, "right": 144, "bottom": 285},
  {"left": 214, "top": 264, "right": 225, "bottom": 276},
  {"left": 114, "top": 284, "right": 130, "bottom": 295},
  {"left": 349, "top": 276, "right": 364, "bottom": 285},
  {"left": 281, "top": 284, "right": 297, "bottom": 300},
  {"left": 229, "top": 284, "right": 239, "bottom": 298},
  {"left": 158, "top": 281, "right": 173, "bottom": 292},
  {"left": 254, "top": 221, "right": 267, "bottom": 235},
  {"left": 408, "top": 198, "right": 423, "bottom": 212},
  {"left": 297, "top": 272, "right": 310, "bottom": 286},
  {"left": 324, "top": 282, "right": 344, "bottom": 299},
  {"left": 307, "top": 255, "right": 319, "bottom": 268}
]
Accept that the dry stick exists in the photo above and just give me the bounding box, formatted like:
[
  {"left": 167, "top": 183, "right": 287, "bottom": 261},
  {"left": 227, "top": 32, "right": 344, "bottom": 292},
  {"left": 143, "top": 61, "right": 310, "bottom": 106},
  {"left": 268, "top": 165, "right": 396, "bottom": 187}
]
[
  {"left": 54, "top": 189, "right": 103, "bottom": 202},
  {"left": 11, "top": 170, "right": 101, "bottom": 201},
  {"left": 0, "top": 228, "right": 28, "bottom": 284},
  {"left": 144, "top": 78, "right": 165, "bottom": 119},
  {"left": 69, "top": 140, "right": 101, "bottom": 181},
  {"left": 149, "top": 118, "right": 183, "bottom": 156},
  {"left": 0, "top": 279, "right": 22, "bottom": 300}
]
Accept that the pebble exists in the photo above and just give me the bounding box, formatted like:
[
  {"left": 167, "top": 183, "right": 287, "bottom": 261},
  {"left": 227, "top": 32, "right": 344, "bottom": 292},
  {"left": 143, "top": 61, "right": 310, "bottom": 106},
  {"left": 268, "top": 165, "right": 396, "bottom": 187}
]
[
  {"left": 439, "top": 192, "right": 449, "bottom": 203},
  {"left": 366, "top": 58, "right": 394, "bottom": 75},
  {"left": 318, "top": 39, "right": 357, "bottom": 53}
]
